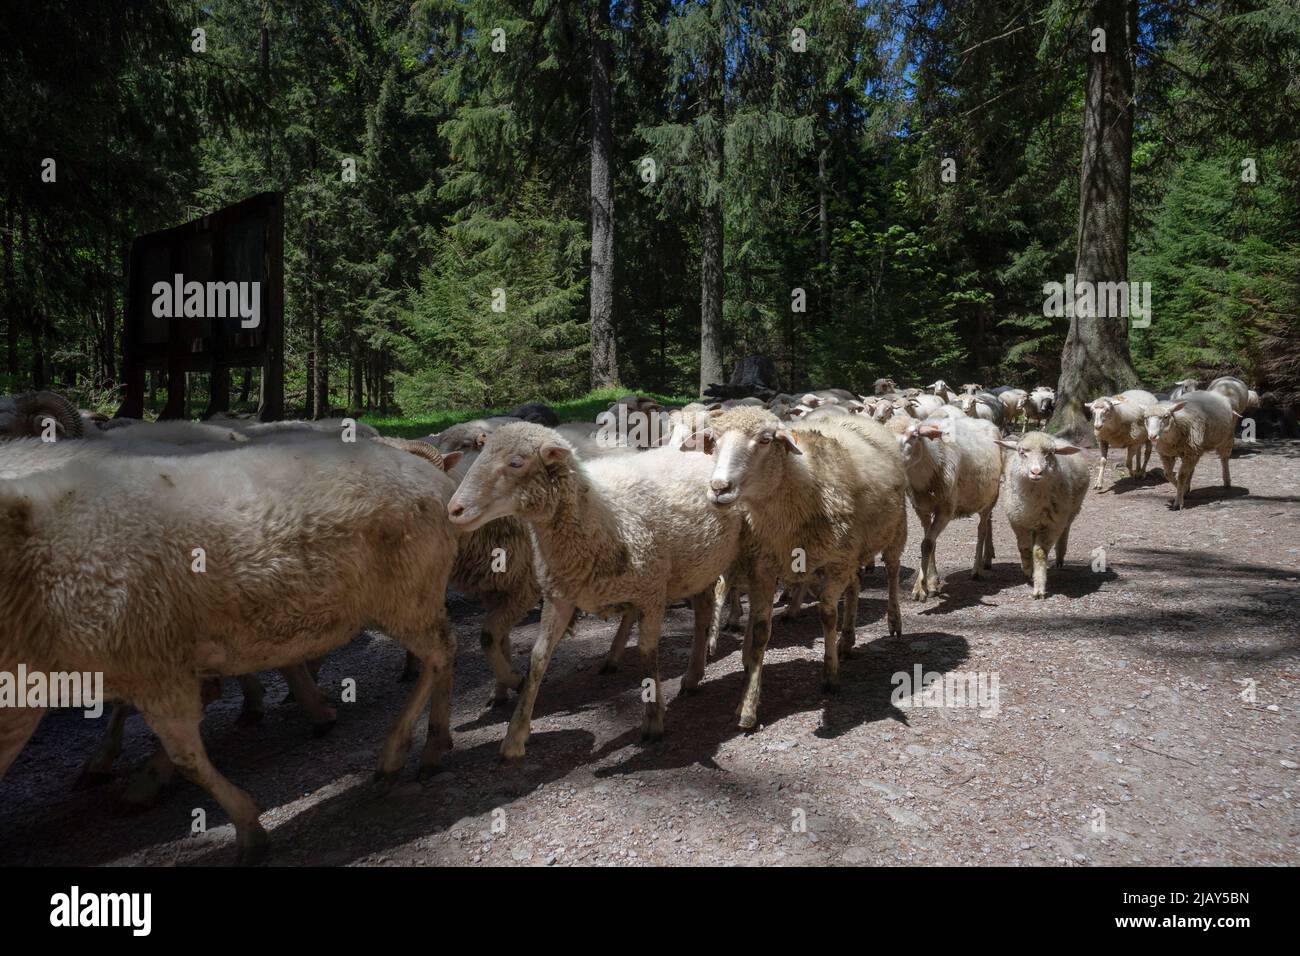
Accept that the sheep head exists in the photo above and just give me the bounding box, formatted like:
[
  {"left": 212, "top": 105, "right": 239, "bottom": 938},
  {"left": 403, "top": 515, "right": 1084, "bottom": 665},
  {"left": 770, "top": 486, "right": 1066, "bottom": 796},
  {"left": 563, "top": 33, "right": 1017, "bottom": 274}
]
[
  {"left": 683, "top": 407, "right": 800, "bottom": 508},
  {"left": 447, "top": 422, "right": 574, "bottom": 531},
  {"left": 1088, "top": 397, "right": 1117, "bottom": 430},
  {"left": 995, "top": 432, "right": 1081, "bottom": 482},
  {"left": 1144, "top": 401, "right": 1186, "bottom": 443}
]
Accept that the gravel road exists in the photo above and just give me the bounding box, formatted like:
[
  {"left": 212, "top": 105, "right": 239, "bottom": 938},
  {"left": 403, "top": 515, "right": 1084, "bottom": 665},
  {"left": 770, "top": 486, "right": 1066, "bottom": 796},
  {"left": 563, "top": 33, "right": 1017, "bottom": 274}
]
[{"left": 2, "top": 441, "right": 1297, "bottom": 866}]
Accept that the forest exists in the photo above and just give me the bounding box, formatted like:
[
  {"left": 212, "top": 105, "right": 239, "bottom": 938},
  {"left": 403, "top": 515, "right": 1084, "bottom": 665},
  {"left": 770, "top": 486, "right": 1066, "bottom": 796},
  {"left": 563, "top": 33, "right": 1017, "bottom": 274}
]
[{"left": 1, "top": 0, "right": 1297, "bottom": 428}]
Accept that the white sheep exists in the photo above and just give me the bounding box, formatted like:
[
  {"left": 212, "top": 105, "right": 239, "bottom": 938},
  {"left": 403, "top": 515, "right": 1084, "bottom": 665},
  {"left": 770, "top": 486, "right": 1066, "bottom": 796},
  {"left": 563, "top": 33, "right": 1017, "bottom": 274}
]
[
  {"left": 446, "top": 424, "right": 743, "bottom": 758},
  {"left": 905, "top": 393, "right": 947, "bottom": 419},
  {"left": 0, "top": 434, "right": 460, "bottom": 863},
  {"left": 927, "top": 379, "right": 956, "bottom": 403},
  {"left": 898, "top": 414, "right": 1003, "bottom": 600},
  {"left": 955, "top": 392, "right": 1005, "bottom": 431},
  {"left": 1207, "top": 375, "right": 1250, "bottom": 416},
  {"left": 1021, "top": 386, "right": 1056, "bottom": 431},
  {"left": 688, "top": 407, "right": 908, "bottom": 728},
  {"left": 1088, "top": 389, "right": 1156, "bottom": 490},
  {"left": 995, "top": 431, "right": 1089, "bottom": 598},
  {"left": 1143, "top": 391, "right": 1236, "bottom": 510}
]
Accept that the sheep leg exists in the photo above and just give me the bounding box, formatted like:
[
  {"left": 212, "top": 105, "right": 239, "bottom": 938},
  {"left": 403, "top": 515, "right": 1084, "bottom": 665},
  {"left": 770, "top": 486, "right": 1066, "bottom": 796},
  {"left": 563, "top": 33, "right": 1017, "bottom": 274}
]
[
  {"left": 1031, "top": 532, "right": 1048, "bottom": 599},
  {"left": 783, "top": 581, "right": 808, "bottom": 620},
  {"left": 1220, "top": 450, "right": 1232, "bottom": 488},
  {"left": 1014, "top": 527, "right": 1032, "bottom": 578},
  {"left": 1158, "top": 453, "right": 1176, "bottom": 485},
  {"left": 0, "top": 706, "right": 45, "bottom": 781},
  {"left": 637, "top": 604, "right": 667, "bottom": 740},
  {"left": 120, "top": 746, "right": 178, "bottom": 809},
  {"left": 501, "top": 598, "right": 574, "bottom": 761},
  {"left": 683, "top": 590, "right": 715, "bottom": 694},
  {"left": 78, "top": 702, "right": 129, "bottom": 784},
  {"left": 920, "top": 514, "right": 951, "bottom": 598},
  {"left": 398, "top": 650, "right": 421, "bottom": 682},
  {"left": 1175, "top": 454, "right": 1200, "bottom": 510},
  {"left": 417, "top": 620, "right": 457, "bottom": 777},
  {"left": 599, "top": 610, "right": 638, "bottom": 675},
  {"left": 973, "top": 509, "right": 994, "bottom": 578},
  {"left": 819, "top": 578, "right": 849, "bottom": 690},
  {"left": 727, "top": 580, "right": 743, "bottom": 626},
  {"left": 235, "top": 674, "right": 266, "bottom": 724},
  {"left": 884, "top": 543, "right": 904, "bottom": 638},
  {"left": 139, "top": 703, "right": 267, "bottom": 864},
  {"left": 910, "top": 513, "right": 934, "bottom": 601},
  {"left": 481, "top": 593, "right": 529, "bottom": 702},
  {"left": 280, "top": 664, "right": 336, "bottom": 734},
  {"left": 377, "top": 619, "right": 453, "bottom": 780},
  {"left": 838, "top": 580, "right": 859, "bottom": 660},
  {"left": 1055, "top": 525, "right": 1070, "bottom": 570},
  {"left": 1094, "top": 441, "right": 1109, "bottom": 490},
  {"left": 737, "top": 574, "right": 778, "bottom": 730},
  {"left": 706, "top": 574, "right": 730, "bottom": 658}
]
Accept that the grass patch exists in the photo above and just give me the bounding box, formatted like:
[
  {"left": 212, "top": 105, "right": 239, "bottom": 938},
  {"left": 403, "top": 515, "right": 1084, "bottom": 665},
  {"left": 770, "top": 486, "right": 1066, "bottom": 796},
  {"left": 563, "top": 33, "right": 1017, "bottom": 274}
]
[{"left": 362, "top": 387, "right": 696, "bottom": 439}]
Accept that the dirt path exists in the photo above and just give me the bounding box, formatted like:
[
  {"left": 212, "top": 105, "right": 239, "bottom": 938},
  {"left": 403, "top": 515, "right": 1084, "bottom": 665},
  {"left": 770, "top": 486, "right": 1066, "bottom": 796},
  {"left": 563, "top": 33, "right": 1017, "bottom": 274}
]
[{"left": 3, "top": 442, "right": 1298, "bottom": 866}]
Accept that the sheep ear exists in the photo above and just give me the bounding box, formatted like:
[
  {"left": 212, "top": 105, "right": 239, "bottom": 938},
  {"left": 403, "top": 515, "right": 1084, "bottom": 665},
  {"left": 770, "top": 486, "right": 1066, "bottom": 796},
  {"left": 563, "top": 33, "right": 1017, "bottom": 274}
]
[
  {"left": 994, "top": 439, "right": 1019, "bottom": 450},
  {"left": 539, "top": 442, "right": 570, "bottom": 464},
  {"left": 1112, "top": 395, "right": 1127, "bottom": 403},
  {"left": 1052, "top": 441, "right": 1082, "bottom": 455},
  {"left": 474, "top": 431, "right": 488, "bottom": 448},
  {"left": 440, "top": 451, "right": 464, "bottom": 472},
  {"left": 917, "top": 424, "right": 944, "bottom": 440},
  {"left": 1170, "top": 401, "right": 1186, "bottom": 414},
  {"left": 775, "top": 429, "right": 802, "bottom": 454}
]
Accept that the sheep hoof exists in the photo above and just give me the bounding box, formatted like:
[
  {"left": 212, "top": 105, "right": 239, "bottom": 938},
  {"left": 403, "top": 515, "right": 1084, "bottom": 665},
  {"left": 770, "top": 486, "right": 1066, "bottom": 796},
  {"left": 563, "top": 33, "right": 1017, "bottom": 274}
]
[
  {"left": 235, "top": 708, "right": 265, "bottom": 726},
  {"left": 641, "top": 728, "right": 664, "bottom": 743},
  {"left": 312, "top": 718, "right": 337, "bottom": 739},
  {"left": 680, "top": 683, "right": 700, "bottom": 697},
  {"left": 498, "top": 740, "right": 527, "bottom": 762},
  {"left": 236, "top": 838, "right": 270, "bottom": 867},
  {"left": 416, "top": 762, "right": 444, "bottom": 783},
  {"left": 1032, "top": 591, "right": 1047, "bottom": 600},
  {"left": 820, "top": 681, "right": 841, "bottom": 695},
  {"left": 372, "top": 769, "right": 400, "bottom": 789},
  {"left": 485, "top": 694, "right": 511, "bottom": 709},
  {"left": 597, "top": 661, "right": 619, "bottom": 675}
]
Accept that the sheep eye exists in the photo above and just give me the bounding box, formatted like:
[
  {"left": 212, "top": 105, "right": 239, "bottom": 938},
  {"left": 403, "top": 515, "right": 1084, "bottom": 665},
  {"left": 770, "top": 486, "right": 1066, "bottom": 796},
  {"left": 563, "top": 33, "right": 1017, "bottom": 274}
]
[
  {"left": 757, "top": 433, "right": 773, "bottom": 445},
  {"left": 1019, "top": 449, "right": 1027, "bottom": 457},
  {"left": 508, "top": 455, "right": 526, "bottom": 469}
]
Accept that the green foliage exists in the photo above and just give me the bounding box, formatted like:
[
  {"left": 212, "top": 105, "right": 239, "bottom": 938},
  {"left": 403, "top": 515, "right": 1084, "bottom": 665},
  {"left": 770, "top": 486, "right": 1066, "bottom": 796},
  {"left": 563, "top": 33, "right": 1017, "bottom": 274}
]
[
  {"left": 394, "top": 181, "right": 589, "bottom": 410},
  {"left": 1, "top": 0, "right": 1297, "bottom": 415}
]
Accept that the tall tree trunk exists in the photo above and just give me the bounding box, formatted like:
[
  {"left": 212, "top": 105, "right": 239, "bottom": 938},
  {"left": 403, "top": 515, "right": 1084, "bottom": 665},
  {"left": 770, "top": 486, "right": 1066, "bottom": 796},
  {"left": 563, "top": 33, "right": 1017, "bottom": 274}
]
[
  {"left": 20, "top": 208, "right": 45, "bottom": 389},
  {"left": 588, "top": 0, "right": 619, "bottom": 388},
  {"left": 313, "top": 310, "right": 328, "bottom": 417},
  {"left": 1053, "top": 0, "right": 1140, "bottom": 442},
  {"left": 3, "top": 196, "right": 15, "bottom": 376},
  {"left": 698, "top": 15, "right": 726, "bottom": 396}
]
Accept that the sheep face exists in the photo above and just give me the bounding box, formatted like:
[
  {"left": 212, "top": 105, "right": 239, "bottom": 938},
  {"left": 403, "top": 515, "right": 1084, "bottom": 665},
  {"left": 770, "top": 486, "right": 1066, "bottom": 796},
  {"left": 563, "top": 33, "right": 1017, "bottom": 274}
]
[
  {"left": 447, "top": 423, "right": 572, "bottom": 531},
  {"left": 1144, "top": 401, "right": 1186, "bottom": 443},
  {"left": 961, "top": 384, "right": 981, "bottom": 395},
  {"left": 898, "top": 419, "right": 948, "bottom": 462},
  {"left": 995, "top": 433, "right": 1081, "bottom": 482},
  {"left": 689, "top": 408, "right": 801, "bottom": 508},
  {"left": 1089, "top": 398, "right": 1116, "bottom": 430}
]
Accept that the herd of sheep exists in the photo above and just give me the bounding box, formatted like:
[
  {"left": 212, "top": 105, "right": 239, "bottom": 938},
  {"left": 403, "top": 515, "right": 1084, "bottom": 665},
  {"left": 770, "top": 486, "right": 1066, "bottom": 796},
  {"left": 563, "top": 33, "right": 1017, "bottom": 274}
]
[{"left": 0, "top": 372, "right": 1256, "bottom": 862}]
